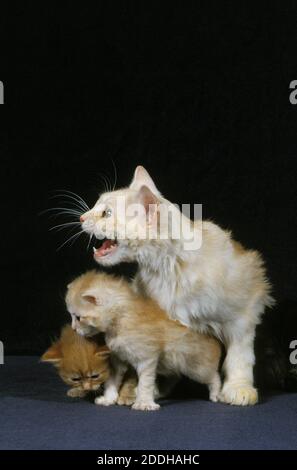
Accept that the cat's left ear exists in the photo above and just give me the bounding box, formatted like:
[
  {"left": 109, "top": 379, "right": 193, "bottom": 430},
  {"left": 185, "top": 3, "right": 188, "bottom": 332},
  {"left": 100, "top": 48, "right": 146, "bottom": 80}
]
[
  {"left": 130, "top": 166, "right": 161, "bottom": 196},
  {"left": 95, "top": 345, "right": 110, "bottom": 359}
]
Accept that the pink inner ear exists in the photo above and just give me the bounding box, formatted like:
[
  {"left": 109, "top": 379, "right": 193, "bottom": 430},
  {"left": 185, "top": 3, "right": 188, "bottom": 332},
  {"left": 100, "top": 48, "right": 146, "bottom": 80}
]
[
  {"left": 83, "top": 295, "right": 97, "bottom": 305},
  {"left": 139, "top": 185, "right": 158, "bottom": 214}
]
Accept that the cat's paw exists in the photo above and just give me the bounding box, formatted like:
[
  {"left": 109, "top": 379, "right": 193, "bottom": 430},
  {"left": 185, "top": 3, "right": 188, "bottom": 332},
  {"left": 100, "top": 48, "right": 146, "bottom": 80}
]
[
  {"left": 95, "top": 396, "right": 117, "bottom": 406},
  {"left": 209, "top": 391, "right": 219, "bottom": 403},
  {"left": 67, "top": 388, "right": 86, "bottom": 398},
  {"left": 132, "top": 401, "right": 160, "bottom": 411},
  {"left": 219, "top": 382, "right": 258, "bottom": 406},
  {"left": 117, "top": 395, "right": 135, "bottom": 406}
]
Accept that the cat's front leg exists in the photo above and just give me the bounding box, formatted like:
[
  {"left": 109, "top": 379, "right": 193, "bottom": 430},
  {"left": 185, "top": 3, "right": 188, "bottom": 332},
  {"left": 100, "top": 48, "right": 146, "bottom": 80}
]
[
  {"left": 219, "top": 323, "right": 258, "bottom": 406},
  {"left": 95, "top": 358, "right": 127, "bottom": 407},
  {"left": 132, "top": 359, "right": 160, "bottom": 411}
]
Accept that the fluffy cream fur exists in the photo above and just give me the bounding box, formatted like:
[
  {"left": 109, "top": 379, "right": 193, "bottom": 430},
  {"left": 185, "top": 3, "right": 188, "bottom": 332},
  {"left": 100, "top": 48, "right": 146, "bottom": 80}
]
[
  {"left": 80, "top": 166, "right": 274, "bottom": 405},
  {"left": 66, "top": 271, "right": 222, "bottom": 410}
]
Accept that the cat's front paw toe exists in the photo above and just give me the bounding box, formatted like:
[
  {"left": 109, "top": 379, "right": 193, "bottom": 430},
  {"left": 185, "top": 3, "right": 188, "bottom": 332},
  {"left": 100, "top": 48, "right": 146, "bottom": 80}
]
[
  {"left": 132, "top": 401, "right": 160, "bottom": 411},
  {"left": 95, "top": 396, "right": 116, "bottom": 406},
  {"left": 219, "top": 383, "right": 258, "bottom": 406}
]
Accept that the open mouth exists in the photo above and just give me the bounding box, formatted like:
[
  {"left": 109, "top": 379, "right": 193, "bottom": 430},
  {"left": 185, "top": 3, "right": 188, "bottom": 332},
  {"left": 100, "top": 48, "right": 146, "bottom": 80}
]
[{"left": 93, "top": 238, "right": 118, "bottom": 258}]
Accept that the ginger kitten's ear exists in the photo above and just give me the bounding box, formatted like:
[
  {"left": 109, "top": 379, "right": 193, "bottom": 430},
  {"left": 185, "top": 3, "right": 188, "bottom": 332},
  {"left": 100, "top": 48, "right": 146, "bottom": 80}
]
[
  {"left": 41, "top": 341, "right": 63, "bottom": 364},
  {"left": 95, "top": 345, "right": 110, "bottom": 359},
  {"left": 130, "top": 166, "right": 160, "bottom": 196}
]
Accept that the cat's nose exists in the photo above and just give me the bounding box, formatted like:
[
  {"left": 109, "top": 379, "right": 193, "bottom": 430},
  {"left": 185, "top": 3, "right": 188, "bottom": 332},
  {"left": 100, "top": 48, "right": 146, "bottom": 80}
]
[{"left": 80, "top": 214, "right": 85, "bottom": 223}]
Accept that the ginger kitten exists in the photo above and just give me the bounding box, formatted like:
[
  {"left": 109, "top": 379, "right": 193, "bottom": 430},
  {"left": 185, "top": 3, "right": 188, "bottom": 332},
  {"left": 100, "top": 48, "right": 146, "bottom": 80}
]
[
  {"left": 41, "top": 325, "right": 110, "bottom": 398},
  {"left": 66, "top": 271, "right": 222, "bottom": 411}
]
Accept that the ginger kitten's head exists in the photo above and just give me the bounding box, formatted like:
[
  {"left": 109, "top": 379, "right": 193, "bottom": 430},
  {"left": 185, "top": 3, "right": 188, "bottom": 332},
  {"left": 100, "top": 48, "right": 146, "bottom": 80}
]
[
  {"left": 41, "top": 325, "right": 110, "bottom": 391},
  {"left": 66, "top": 271, "right": 131, "bottom": 335},
  {"left": 79, "top": 166, "right": 172, "bottom": 266}
]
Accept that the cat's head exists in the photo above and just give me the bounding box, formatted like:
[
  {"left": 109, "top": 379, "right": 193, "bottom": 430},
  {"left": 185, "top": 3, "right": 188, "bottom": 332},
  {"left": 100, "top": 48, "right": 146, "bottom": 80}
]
[
  {"left": 41, "top": 325, "right": 110, "bottom": 391},
  {"left": 65, "top": 271, "right": 129, "bottom": 335},
  {"left": 80, "top": 166, "right": 169, "bottom": 266}
]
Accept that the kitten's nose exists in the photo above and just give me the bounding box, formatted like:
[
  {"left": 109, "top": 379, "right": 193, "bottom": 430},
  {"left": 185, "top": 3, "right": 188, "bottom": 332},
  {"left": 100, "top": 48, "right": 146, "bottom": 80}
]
[
  {"left": 80, "top": 215, "right": 85, "bottom": 223},
  {"left": 83, "top": 382, "right": 92, "bottom": 391}
]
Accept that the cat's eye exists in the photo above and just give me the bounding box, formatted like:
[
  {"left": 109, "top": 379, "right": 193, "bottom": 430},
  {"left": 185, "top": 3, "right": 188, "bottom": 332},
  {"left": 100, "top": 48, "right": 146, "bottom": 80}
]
[
  {"left": 71, "top": 377, "right": 81, "bottom": 382},
  {"left": 102, "top": 208, "right": 112, "bottom": 218},
  {"left": 91, "top": 374, "right": 100, "bottom": 379}
]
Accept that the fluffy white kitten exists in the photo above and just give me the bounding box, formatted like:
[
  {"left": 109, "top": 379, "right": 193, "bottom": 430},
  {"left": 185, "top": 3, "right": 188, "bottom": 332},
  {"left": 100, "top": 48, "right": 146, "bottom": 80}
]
[{"left": 80, "top": 166, "right": 273, "bottom": 405}]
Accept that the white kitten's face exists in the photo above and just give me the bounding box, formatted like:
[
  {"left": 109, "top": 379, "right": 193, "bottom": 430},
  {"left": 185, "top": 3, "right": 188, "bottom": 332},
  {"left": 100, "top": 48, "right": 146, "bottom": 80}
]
[
  {"left": 80, "top": 167, "right": 161, "bottom": 266},
  {"left": 66, "top": 273, "right": 121, "bottom": 334},
  {"left": 66, "top": 289, "right": 99, "bottom": 337}
]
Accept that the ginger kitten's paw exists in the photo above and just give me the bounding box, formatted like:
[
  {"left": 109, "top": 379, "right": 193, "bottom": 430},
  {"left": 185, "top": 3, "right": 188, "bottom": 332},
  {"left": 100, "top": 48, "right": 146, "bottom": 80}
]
[
  {"left": 219, "top": 383, "right": 258, "bottom": 406},
  {"left": 95, "top": 396, "right": 117, "bottom": 407},
  {"left": 117, "top": 395, "right": 135, "bottom": 406},
  {"left": 67, "top": 388, "right": 86, "bottom": 398},
  {"left": 132, "top": 401, "right": 160, "bottom": 411}
]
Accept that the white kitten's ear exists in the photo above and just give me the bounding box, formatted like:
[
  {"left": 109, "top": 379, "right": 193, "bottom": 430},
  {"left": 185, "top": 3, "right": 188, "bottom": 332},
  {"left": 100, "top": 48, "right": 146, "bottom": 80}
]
[
  {"left": 130, "top": 166, "right": 160, "bottom": 195},
  {"left": 41, "top": 341, "right": 63, "bottom": 364},
  {"left": 95, "top": 345, "right": 110, "bottom": 359},
  {"left": 138, "top": 185, "right": 159, "bottom": 224},
  {"left": 82, "top": 291, "right": 102, "bottom": 306}
]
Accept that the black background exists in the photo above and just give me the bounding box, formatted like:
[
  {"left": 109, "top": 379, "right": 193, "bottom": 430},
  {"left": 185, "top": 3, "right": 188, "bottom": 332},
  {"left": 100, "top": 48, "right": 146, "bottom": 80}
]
[{"left": 2, "top": 2, "right": 297, "bottom": 355}]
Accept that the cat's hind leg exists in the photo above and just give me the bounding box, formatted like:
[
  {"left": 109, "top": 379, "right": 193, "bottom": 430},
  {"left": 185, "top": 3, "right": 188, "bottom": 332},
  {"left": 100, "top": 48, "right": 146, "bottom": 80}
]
[{"left": 132, "top": 358, "right": 160, "bottom": 411}]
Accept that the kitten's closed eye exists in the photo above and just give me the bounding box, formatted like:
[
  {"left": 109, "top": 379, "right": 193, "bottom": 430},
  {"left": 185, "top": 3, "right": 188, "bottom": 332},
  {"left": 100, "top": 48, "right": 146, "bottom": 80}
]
[
  {"left": 91, "top": 374, "right": 100, "bottom": 379},
  {"left": 71, "top": 376, "right": 81, "bottom": 382}
]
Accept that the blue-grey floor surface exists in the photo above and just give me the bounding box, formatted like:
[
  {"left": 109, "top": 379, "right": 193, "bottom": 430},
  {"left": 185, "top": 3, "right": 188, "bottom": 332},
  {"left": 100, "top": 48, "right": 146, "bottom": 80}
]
[{"left": 0, "top": 356, "right": 296, "bottom": 450}]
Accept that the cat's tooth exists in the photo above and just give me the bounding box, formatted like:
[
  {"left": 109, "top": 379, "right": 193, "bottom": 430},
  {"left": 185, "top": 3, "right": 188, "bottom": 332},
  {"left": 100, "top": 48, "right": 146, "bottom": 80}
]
[{"left": 93, "top": 247, "right": 97, "bottom": 253}]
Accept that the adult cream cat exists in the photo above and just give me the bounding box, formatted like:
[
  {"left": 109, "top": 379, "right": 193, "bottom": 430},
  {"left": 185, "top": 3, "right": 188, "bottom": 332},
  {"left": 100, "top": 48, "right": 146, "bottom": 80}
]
[{"left": 80, "top": 166, "right": 273, "bottom": 405}]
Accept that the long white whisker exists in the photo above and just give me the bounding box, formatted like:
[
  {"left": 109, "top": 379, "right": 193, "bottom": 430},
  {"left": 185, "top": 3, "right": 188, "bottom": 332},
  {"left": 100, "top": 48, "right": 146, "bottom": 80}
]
[
  {"left": 51, "top": 192, "right": 89, "bottom": 211},
  {"left": 50, "top": 221, "right": 81, "bottom": 231},
  {"left": 56, "top": 230, "right": 85, "bottom": 251},
  {"left": 86, "top": 233, "right": 93, "bottom": 251},
  {"left": 40, "top": 207, "right": 82, "bottom": 216},
  {"left": 55, "top": 190, "right": 90, "bottom": 210},
  {"left": 49, "top": 197, "right": 86, "bottom": 213},
  {"left": 69, "top": 231, "right": 85, "bottom": 248},
  {"left": 111, "top": 159, "right": 118, "bottom": 191},
  {"left": 99, "top": 174, "right": 109, "bottom": 193}
]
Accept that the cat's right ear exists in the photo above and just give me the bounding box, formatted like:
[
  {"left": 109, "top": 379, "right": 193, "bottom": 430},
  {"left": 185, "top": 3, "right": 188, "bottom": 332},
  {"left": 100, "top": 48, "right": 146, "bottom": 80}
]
[{"left": 41, "top": 341, "right": 63, "bottom": 364}]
